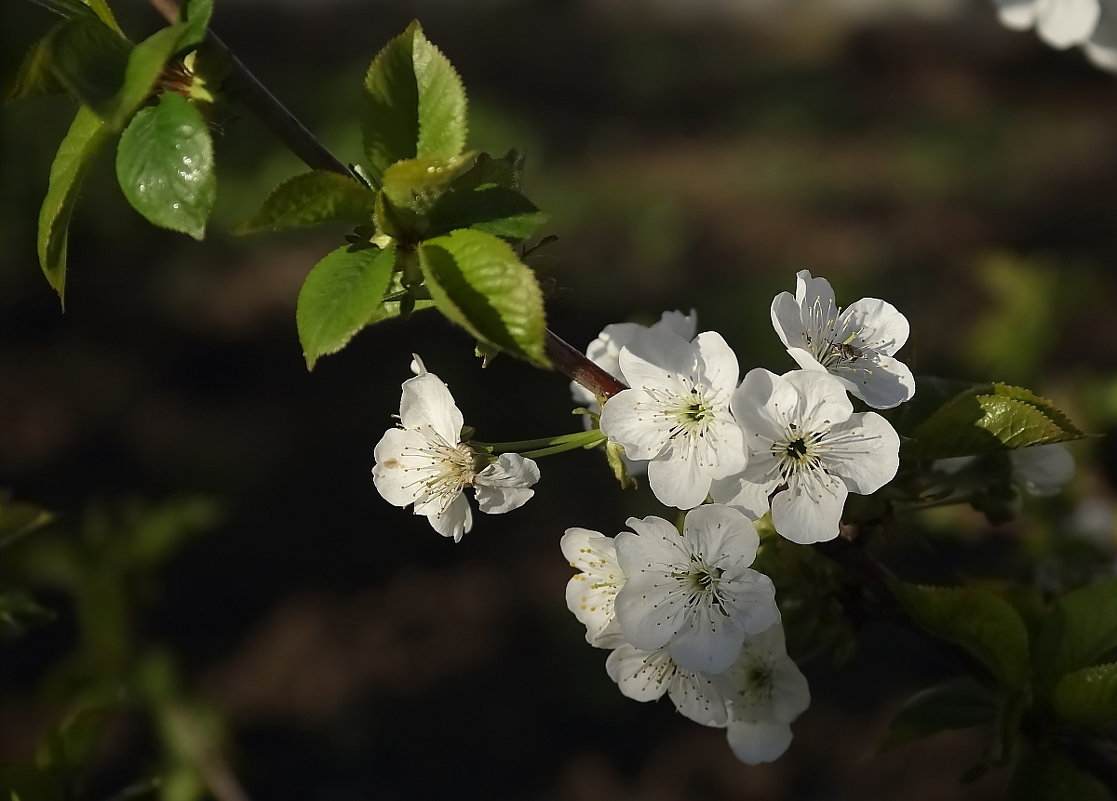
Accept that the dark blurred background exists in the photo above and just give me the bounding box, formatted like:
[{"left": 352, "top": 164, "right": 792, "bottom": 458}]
[{"left": 3, "top": 1, "right": 1117, "bottom": 799}]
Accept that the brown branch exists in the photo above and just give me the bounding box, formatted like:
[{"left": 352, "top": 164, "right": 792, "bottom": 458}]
[{"left": 146, "top": 0, "right": 626, "bottom": 400}]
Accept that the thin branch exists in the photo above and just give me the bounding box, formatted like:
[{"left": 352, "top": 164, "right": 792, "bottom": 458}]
[{"left": 143, "top": 0, "right": 628, "bottom": 401}]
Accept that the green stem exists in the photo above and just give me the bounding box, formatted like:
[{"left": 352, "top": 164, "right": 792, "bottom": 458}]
[{"left": 477, "top": 429, "right": 604, "bottom": 458}]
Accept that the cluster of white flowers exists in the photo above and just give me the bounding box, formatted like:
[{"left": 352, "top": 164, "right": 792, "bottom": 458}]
[
  {"left": 557, "top": 270, "right": 912, "bottom": 763},
  {"left": 591, "top": 270, "right": 908, "bottom": 545},
  {"left": 371, "top": 356, "right": 540, "bottom": 541},
  {"left": 993, "top": 0, "right": 1117, "bottom": 71},
  {"left": 561, "top": 505, "right": 809, "bottom": 763}
]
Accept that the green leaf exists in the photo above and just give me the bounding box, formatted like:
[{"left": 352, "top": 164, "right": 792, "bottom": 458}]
[
  {"left": 362, "top": 21, "right": 468, "bottom": 181},
  {"left": 377, "top": 152, "right": 477, "bottom": 239},
  {"left": 31, "top": 0, "right": 101, "bottom": 20},
  {"left": 37, "top": 105, "right": 111, "bottom": 305},
  {"left": 1036, "top": 577, "right": 1117, "bottom": 686},
  {"left": 1053, "top": 662, "right": 1117, "bottom": 727},
  {"left": 0, "top": 590, "right": 55, "bottom": 638},
  {"left": 108, "top": 23, "right": 187, "bottom": 129},
  {"left": 235, "top": 170, "right": 374, "bottom": 234},
  {"left": 1007, "top": 747, "right": 1113, "bottom": 801},
  {"left": 180, "top": 0, "right": 214, "bottom": 49},
  {"left": 116, "top": 92, "right": 215, "bottom": 239},
  {"left": 419, "top": 229, "right": 548, "bottom": 366},
  {"left": 296, "top": 244, "right": 397, "bottom": 370},
  {"left": 6, "top": 36, "right": 67, "bottom": 103},
  {"left": 428, "top": 185, "right": 548, "bottom": 240},
  {"left": 878, "top": 677, "right": 998, "bottom": 752},
  {"left": 904, "top": 383, "right": 1085, "bottom": 461},
  {"left": 889, "top": 580, "right": 1032, "bottom": 692},
  {"left": 82, "top": 0, "right": 124, "bottom": 35},
  {"left": 45, "top": 16, "right": 130, "bottom": 116}
]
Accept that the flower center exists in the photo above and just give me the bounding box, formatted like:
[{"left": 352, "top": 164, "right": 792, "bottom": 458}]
[
  {"left": 665, "top": 386, "right": 716, "bottom": 439},
  {"left": 405, "top": 431, "right": 478, "bottom": 514},
  {"left": 673, "top": 558, "right": 729, "bottom": 615},
  {"left": 802, "top": 295, "right": 868, "bottom": 369}
]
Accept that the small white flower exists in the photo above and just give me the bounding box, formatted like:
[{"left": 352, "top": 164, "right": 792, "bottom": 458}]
[
  {"left": 712, "top": 369, "right": 900, "bottom": 544},
  {"left": 560, "top": 527, "right": 625, "bottom": 647},
  {"left": 1085, "top": 1, "right": 1117, "bottom": 69},
  {"left": 570, "top": 309, "right": 698, "bottom": 411},
  {"left": 714, "top": 624, "right": 810, "bottom": 765},
  {"left": 372, "top": 360, "right": 540, "bottom": 541},
  {"left": 605, "top": 643, "right": 729, "bottom": 727},
  {"left": 771, "top": 270, "right": 915, "bottom": 409},
  {"left": 993, "top": 0, "right": 1100, "bottom": 48},
  {"left": 613, "top": 504, "right": 780, "bottom": 673},
  {"left": 599, "top": 328, "right": 745, "bottom": 509}
]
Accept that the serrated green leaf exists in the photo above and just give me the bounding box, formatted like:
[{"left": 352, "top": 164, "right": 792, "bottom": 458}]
[
  {"left": 419, "top": 229, "right": 548, "bottom": 366},
  {"left": 82, "top": 0, "right": 123, "bottom": 35},
  {"left": 428, "top": 185, "right": 548, "bottom": 240},
  {"left": 32, "top": 0, "right": 101, "bottom": 20},
  {"left": 1036, "top": 577, "right": 1117, "bottom": 687},
  {"left": 38, "top": 105, "right": 111, "bottom": 305},
  {"left": 6, "top": 36, "right": 67, "bottom": 103},
  {"left": 296, "top": 244, "right": 397, "bottom": 370},
  {"left": 46, "top": 16, "right": 130, "bottom": 116},
  {"left": 1007, "top": 747, "right": 1113, "bottom": 801},
  {"left": 235, "top": 171, "right": 374, "bottom": 234},
  {"left": 376, "top": 270, "right": 437, "bottom": 320},
  {"left": 904, "top": 383, "right": 1085, "bottom": 461},
  {"left": 377, "top": 153, "right": 477, "bottom": 239},
  {"left": 1053, "top": 662, "right": 1117, "bottom": 727},
  {"left": 362, "top": 21, "right": 468, "bottom": 181},
  {"left": 181, "top": 0, "right": 214, "bottom": 49},
  {"left": 889, "top": 580, "right": 1032, "bottom": 692},
  {"left": 116, "top": 92, "right": 215, "bottom": 239},
  {"left": 108, "top": 23, "right": 187, "bottom": 129},
  {"left": 878, "top": 677, "right": 998, "bottom": 752}
]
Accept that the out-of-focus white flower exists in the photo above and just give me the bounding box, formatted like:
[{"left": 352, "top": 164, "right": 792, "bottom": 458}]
[
  {"left": 600, "top": 328, "right": 745, "bottom": 509},
  {"left": 993, "top": 0, "right": 1100, "bottom": 48},
  {"left": 712, "top": 369, "right": 900, "bottom": 544},
  {"left": 560, "top": 527, "right": 625, "bottom": 647},
  {"left": 372, "top": 359, "right": 540, "bottom": 541},
  {"left": 771, "top": 270, "right": 915, "bottom": 409},
  {"left": 714, "top": 624, "right": 810, "bottom": 765},
  {"left": 605, "top": 643, "right": 729, "bottom": 727},
  {"left": 570, "top": 310, "right": 698, "bottom": 411},
  {"left": 613, "top": 505, "right": 780, "bottom": 673}
]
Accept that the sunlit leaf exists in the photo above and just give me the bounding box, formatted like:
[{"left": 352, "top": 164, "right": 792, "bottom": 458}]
[
  {"left": 109, "top": 23, "right": 187, "bottom": 129},
  {"left": 116, "top": 92, "right": 215, "bottom": 239},
  {"left": 296, "top": 244, "right": 397, "bottom": 370},
  {"left": 38, "top": 105, "right": 111, "bottom": 305},
  {"left": 1052, "top": 662, "right": 1117, "bottom": 728},
  {"left": 419, "top": 229, "right": 548, "bottom": 366}
]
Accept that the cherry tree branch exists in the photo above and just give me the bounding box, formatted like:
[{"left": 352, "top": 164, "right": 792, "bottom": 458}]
[{"left": 146, "top": 0, "right": 627, "bottom": 400}]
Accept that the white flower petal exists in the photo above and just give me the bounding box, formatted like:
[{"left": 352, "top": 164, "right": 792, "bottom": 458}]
[
  {"left": 561, "top": 528, "right": 624, "bottom": 646},
  {"left": 693, "top": 331, "right": 740, "bottom": 396},
  {"left": 780, "top": 371, "right": 855, "bottom": 428},
  {"left": 1036, "top": 0, "right": 1100, "bottom": 48},
  {"left": 770, "top": 290, "right": 805, "bottom": 351},
  {"left": 834, "top": 352, "right": 916, "bottom": 409},
  {"left": 372, "top": 428, "right": 431, "bottom": 507},
  {"left": 785, "top": 346, "right": 827, "bottom": 374},
  {"left": 669, "top": 603, "right": 747, "bottom": 673},
  {"left": 398, "top": 372, "right": 464, "bottom": 444},
  {"left": 823, "top": 412, "right": 901, "bottom": 495},
  {"left": 770, "top": 473, "right": 848, "bottom": 544},
  {"left": 421, "top": 492, "right": 473, "bottom": 541},
  {"left": 619, "top": 326, "right": 700, "bottom": 382},
  {"left": 599, "top": 389, "right": 670, "bottom": 461},
  {"left": 732, "top": 368, "right": 801, "bottom": 436},
  {"left": 474, "top": 454, "right": 540, "bottom": 514},
  {"left": 668, "top": 667, "right": 730, "bottom": 728},
  {"left": 996, "top": 0, "right": 1039, "bottom": 29},
  {"left": 648, "top": 452, "right": 713, "bottom": 510},
  {"left": 839, "top": 297, "right": 910, "bottom": 355},
  {"left": 725, "top": 719, "right": 794, "bottom": 765},
  {"left": 709, "top": 474, "right": 776, "bottom": 519},
  {"left": 683, "top": 503, "right": 761, "bottom": 565},
  {"left": 606, "top": 643, "right": 673, "bottom": 702},
  {"left": 1011, "top": 444, "right": 1075, "bottom": 496}
]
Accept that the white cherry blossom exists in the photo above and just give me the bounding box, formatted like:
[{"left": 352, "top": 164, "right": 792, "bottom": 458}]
[
  {"left": 714, "top": 624, "right": 810, "bottom": 765},
  {"left": 993, "top": 0, "right": 1100, "bottom": 48},
  {"left": 599, "top": 327, "right": 745, "bottom": 509},
  {"left": 560, "top": 527, "right": 625, "bottom": 647},
  {"left": 771, "top": 269, "right": 915, "bottom": 409},
  {"left": 570, "top": 309, "right": 697, "bottom": 411},
  {"left": 711, "top": 369, "right": 900, "bottom": 544},
  {"left": 605, "top": 643, "right": 729, "bottom": 727},
  {"left": 613, "top": 505, "right": 780, "bottom": 673},
  {"left": 372, "top": 360, "right": 540, "bottom": 541}
]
